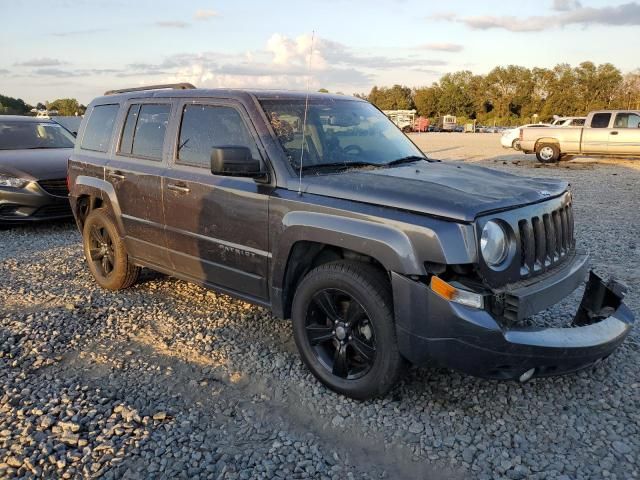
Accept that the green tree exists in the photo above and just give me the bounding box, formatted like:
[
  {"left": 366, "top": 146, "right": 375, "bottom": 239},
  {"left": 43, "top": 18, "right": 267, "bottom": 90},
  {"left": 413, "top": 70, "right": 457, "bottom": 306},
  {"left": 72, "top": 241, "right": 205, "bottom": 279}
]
[
  {"left": 367, "top": 85, "right": 414, "bottom": 110},
  {"left": 413, "top": 85, "right": 441, "bottom": 117},
  {"left": 47, "top": 98, "right": 82, "bottom": 116},
  {"left": 0, "top": 94, "right": 31, "bottom": 115}
]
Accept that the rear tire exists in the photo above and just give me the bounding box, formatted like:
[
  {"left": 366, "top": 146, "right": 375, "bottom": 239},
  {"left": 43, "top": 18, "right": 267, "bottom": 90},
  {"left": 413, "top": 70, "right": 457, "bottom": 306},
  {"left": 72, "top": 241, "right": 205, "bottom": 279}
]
[
  {"left": 512, "top": 139, "right": 521, "bottom": 151},
  {"left": 82, "top": 208, "right": 140, "bottom": 290},
  {"left": 536, "top": 143, "right": 561, "bottom": 163},
  {"left": 291, "top": 261, "right": 404, "bottom": 400}
]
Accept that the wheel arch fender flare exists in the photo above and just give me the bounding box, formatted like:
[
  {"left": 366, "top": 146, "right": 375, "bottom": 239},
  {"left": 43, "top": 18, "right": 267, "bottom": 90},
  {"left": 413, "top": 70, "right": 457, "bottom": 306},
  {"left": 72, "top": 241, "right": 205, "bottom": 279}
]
[{"left": 72, "top": 176, "right": 125, "bottom": 234}]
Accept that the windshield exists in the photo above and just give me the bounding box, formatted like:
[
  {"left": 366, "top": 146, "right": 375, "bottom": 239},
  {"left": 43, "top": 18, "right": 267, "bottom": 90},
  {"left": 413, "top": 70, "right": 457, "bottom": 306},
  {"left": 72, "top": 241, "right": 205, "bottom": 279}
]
[
  {"left": 260, "top": 99, "right": 424, "bottom": 172},
  {"left": 0, "top": 121, "right": 75, "bottom": 150}
]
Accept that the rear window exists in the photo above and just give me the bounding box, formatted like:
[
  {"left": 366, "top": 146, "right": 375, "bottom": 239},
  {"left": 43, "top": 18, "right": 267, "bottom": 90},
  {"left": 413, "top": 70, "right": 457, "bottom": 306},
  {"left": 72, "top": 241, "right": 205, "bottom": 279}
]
[
  {"left": 81, "top": 104, "right": 120, "bottom": 152},
  {"left": 590, "top": 113, "right": 611, "bottom": 129},
  {"left": 118, "top": 103, "right": 170, "bottom": 160},
  {"left": 0, "top": 121, "right": 75, "bottom": 150}
]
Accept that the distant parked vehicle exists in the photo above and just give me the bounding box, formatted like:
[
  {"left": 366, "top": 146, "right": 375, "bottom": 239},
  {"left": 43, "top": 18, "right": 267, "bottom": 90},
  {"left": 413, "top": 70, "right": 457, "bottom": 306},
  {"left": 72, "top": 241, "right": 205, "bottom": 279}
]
[
  {"left": 0, "top": 116, "right": 74, "bottom": 223},
  {"left": 383, "top": 109, "right": 416, "bottom": 133},
  {"left": 551, "top": 116, "right": 586, "bottom": 127},
  {"left": 413, "top": 116, "right": 430, "bottom": 132},
  {"left": 439, "top": 115, "right": 457, "bottom": 132},
  {"left": 520, "top": 110, "right": 640, "bottom": 162},
  {"left": 501, "top": 123, "right": 551, "bottom": 150}
]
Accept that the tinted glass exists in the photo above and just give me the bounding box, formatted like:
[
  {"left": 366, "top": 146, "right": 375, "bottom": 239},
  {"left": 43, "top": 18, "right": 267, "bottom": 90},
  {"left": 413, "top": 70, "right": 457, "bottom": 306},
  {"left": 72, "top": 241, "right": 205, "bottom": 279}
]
[
  {"left": 613, "top": 113, "right": 640, "bottom": 129},
  {"left": 572, "top": 119, "right": 585, "bottom": 126},
  {"left": 131, "top": 104, "right": 170, "bottom": 160},
  {"left": 260, "top": 99, "right": 424, "bottom": 172},
  {"left": 119, "top": 104, "right": 140, "bottom": 154},
  {"left": 0, "top": 121, "right": 75, "bottom": 150},
  {"left": 81, "top": 104, "right": 120, "bottom": 152},
  {"left": 177, "top": 105, "right": 259, "bottom": 168},
  {"left": 591, "top": 113, "right": 611, "bottom": 128}
]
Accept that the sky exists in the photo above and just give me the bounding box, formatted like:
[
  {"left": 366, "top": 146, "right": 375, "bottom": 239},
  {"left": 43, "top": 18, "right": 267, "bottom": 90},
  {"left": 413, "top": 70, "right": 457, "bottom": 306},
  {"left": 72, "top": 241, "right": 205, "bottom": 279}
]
[{"left": 1, "top": 0, "right": 639, "bottom": 105}]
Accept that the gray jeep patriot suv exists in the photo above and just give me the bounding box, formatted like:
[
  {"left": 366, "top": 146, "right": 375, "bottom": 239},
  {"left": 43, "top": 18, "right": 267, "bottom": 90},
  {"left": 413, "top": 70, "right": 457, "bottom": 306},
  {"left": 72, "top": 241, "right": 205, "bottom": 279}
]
[{"left": 68, "top": 83, "right": 634, "bottom": 400}]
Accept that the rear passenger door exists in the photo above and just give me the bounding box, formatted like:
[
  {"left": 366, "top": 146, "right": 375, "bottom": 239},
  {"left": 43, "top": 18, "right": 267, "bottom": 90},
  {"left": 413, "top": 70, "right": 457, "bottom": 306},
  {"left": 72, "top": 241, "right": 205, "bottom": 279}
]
[
  {"left": 107, "top": 101, "right": 171, "bottom": 267},
  {"left": 162, "top": 100, "right": 271, "bottom": 301}
]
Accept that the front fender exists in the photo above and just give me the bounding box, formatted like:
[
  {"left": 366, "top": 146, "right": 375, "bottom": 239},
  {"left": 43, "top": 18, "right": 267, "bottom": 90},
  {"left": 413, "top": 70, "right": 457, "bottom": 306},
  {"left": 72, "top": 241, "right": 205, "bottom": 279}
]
[{"left": 272, "top": 210, "right": 477, "bottom": 290}]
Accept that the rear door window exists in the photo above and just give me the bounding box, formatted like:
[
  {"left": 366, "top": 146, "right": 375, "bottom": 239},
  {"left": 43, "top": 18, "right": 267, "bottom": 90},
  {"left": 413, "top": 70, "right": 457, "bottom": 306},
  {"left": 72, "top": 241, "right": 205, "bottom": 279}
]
[
  {"left": 118, "top": 103, "right": 170, "bottom": 160},
  {"left": 176, "top": 104, "right": 259, "bottom": 168},
  {"left": 590, "top": 113, "right": 612, "bottom": 128},
  {"left": 81, "top": 104, "right": 120, "bottom": 152}
]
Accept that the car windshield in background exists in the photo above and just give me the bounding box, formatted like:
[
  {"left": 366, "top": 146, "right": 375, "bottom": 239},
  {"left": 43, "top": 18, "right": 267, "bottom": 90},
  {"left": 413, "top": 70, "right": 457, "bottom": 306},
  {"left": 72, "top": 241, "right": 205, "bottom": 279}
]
[
  {"left": 260, "top": 99, "right": 425, "bottom": 173},
  {"left": 0, "top": 121, "right": 75, "bottom": 150}
]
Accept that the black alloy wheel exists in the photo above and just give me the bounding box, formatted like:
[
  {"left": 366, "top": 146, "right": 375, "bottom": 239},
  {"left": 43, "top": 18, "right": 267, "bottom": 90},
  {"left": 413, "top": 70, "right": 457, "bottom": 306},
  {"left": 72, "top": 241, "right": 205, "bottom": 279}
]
[
  {"left": 88, "top": 223, "right": 116, "bottom": 277},
  {"left": 305, "top": 288, "right": 376, "bottom": 380}
]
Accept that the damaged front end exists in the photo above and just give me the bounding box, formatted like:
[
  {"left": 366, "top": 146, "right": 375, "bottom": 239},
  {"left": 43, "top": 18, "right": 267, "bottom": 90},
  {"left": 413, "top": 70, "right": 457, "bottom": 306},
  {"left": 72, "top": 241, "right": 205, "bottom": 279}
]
[{"left": 392, "top": 252, "right": 635, "bottom": 382}]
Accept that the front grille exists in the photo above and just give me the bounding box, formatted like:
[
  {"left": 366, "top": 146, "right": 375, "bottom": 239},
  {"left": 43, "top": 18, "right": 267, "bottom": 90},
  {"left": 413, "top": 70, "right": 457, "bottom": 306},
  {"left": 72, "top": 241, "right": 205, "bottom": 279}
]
[
  {"left": 517, "top": 203, "right": 574, "bottom": 277},
  {"left": 38, "top": 178, "right": 68, "bottom": 197},
  {"left": 32, "top": 203, "right": 72, "bottom": 218}
]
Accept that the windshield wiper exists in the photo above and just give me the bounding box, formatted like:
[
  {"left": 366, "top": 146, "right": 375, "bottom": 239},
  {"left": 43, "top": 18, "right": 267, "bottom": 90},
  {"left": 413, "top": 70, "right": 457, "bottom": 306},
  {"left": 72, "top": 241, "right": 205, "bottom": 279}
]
[
  {"left": 298, "top": 161, "right": 379, "bottom": 171},
  {"left": 384, "top": 155, "right": 428, "bottom": 167}
]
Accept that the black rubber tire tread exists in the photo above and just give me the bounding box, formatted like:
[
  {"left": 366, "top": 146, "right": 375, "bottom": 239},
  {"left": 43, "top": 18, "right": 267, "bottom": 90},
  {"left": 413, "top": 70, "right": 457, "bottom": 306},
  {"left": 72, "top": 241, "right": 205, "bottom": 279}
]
[
  {"left": 82, "top": 208, "right": 140, "bottom": 291},
  {"left": 535, "top": 143, "right": 561, "bottom": 163},
  {"left": 291, "top": 260, "right": 405, "bottom": 400}
]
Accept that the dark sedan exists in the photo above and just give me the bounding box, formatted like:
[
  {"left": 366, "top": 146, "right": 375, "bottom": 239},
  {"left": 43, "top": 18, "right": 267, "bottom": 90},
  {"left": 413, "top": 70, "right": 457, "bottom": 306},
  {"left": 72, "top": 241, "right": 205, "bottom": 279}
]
[{"left": 0, "top": 116, "right": 74, "bottom": 223}]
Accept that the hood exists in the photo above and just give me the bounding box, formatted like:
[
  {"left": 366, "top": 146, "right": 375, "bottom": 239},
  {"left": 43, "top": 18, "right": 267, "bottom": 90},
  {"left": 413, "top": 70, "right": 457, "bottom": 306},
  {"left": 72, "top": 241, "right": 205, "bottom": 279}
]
[
  {"left": 0, "top": 148, "right": 72, "bottom": 181},
  {"left": 299, "top": 161, "right": 568, "bottom": 222}
]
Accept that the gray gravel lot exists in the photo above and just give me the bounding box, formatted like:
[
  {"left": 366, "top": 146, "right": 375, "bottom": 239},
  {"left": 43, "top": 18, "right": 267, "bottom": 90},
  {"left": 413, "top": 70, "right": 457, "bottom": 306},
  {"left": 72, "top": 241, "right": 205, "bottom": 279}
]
[{"left": 0, "top": 138, "right": 638, "bottom": 479}]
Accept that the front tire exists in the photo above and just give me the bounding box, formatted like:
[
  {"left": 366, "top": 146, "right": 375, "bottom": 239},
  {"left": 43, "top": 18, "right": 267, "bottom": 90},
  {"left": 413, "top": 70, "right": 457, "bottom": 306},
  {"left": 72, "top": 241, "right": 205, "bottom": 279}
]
[
  {"left": 536, "top": 143, "right": 560, "bottom": 163},
  {"left": 82, "top": 208, "right": 140, "bottom": 290},
  {"left": 291, "top": 261, "right": 404, "bottom": 400}
]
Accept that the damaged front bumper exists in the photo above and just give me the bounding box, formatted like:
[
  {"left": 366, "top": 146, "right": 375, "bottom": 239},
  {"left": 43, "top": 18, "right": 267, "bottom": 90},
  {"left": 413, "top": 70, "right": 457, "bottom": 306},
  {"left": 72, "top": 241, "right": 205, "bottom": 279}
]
[{"left": 392, "top": 254, "right": 635, "bottom": 381}]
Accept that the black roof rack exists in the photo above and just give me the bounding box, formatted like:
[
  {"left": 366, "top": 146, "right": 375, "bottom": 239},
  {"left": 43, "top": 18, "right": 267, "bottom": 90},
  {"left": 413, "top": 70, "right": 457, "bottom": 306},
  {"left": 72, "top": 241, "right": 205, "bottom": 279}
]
[{"left": 104, "top": 83, "right": 196, "bottom": 96}]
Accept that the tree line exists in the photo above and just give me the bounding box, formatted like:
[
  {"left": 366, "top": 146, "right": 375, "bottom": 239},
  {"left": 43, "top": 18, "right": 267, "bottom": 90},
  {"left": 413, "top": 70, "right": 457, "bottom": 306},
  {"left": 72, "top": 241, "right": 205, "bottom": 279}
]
[
  {"left": 357, "top": 62, "right": 640, "bottom": 126},
  {"left": 0, "top": 95, "right": 86, "bottom": 116}
]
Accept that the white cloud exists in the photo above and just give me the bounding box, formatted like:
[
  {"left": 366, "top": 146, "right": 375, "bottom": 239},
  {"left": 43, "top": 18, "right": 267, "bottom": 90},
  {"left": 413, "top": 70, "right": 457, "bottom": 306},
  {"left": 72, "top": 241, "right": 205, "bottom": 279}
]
[
  {"left": 433, "top": 2, "right": 640, "bottom": 32},
  {"left": 155, "top": 20, "right": 190, "bottom": 29},
  {"left": 15, "top": 57, "right": 68, "bottom": 67},
  {"left": 418, "top": 43, "right": 464, "bottom": 52},
  {"left": 194, "top": 9, "right": 218, "bottom": 20}
]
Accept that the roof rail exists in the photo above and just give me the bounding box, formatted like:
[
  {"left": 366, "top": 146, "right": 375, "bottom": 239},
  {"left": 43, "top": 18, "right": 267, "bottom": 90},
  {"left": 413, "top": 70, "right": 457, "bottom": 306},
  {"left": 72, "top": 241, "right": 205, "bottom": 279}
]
[{"left": 103, "top": 83, "right": 196, "bottom": 96}]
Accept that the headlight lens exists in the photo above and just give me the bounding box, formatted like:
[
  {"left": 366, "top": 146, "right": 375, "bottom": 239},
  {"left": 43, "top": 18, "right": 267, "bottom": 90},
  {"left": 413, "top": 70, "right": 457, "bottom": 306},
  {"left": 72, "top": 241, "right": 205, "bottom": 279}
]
[
  {"left": 480, "top": 220, "right": 508, "bottom": 266},
  {"left": 0, "top": 174, "right": 27, "bottom": 189}
]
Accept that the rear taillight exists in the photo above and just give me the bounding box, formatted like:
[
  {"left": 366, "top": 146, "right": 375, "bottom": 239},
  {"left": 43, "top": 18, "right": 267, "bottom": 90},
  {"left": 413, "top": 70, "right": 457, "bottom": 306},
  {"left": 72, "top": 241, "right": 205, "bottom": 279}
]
[{"left": 519, "top": 128, "right": 523, "bottom": 141}]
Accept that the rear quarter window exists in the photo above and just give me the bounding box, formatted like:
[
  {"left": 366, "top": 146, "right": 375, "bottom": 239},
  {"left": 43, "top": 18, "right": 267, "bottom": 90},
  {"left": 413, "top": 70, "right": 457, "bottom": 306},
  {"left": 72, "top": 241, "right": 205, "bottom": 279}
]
[{"left": 81, "top": 104, "right": 120, "bottom": 152}]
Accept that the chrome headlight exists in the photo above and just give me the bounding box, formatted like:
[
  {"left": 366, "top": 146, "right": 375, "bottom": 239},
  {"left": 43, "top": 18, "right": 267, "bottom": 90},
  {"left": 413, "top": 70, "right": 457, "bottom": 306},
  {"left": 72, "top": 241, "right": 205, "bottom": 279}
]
[
  {"left": 480, "top": 220, "right": 508, "bottom": 267},
  {"left": 0, "top": 174, "right": 27, "bottom": 189}
]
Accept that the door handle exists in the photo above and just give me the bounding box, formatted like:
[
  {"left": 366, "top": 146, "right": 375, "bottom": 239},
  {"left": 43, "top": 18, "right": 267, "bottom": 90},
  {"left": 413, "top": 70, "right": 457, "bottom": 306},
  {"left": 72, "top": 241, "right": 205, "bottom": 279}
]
[
  {"left": 167, "top": 183, "right": 190, "bottom": 194},
  {"left": 610, "top": 131, "right": 619, "bottom": 135},
  {"left": 108, "top": 171, "right": 126, "bottom": 181}
]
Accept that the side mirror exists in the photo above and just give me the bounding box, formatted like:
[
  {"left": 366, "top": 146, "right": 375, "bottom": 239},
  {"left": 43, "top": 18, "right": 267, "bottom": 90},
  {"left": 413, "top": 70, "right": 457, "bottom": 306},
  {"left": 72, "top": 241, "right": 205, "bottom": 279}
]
[{"left": 210, "top": 146, "right": 262, "bottom": 177}]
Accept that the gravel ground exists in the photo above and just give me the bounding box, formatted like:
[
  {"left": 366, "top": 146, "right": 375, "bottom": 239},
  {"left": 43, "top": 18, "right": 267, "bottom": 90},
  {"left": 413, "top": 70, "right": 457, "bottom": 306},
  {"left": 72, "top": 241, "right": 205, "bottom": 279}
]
[{"left": 1, "top": 134, "right": 638, "bottom": 479}]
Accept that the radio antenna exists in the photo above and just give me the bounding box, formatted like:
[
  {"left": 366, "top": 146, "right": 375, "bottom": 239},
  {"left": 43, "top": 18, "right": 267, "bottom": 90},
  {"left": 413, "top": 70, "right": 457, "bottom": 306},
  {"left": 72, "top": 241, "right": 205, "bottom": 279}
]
[{"left": 298, "top": 30, "right": 315, "bottom": 195}]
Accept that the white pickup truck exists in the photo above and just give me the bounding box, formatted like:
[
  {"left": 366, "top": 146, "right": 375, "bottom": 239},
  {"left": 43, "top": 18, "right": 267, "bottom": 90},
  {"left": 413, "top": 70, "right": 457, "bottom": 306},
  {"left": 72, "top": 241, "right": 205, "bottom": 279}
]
[{"left": 520, "top": 110, "right": 640, "bottom": 163}]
